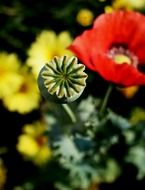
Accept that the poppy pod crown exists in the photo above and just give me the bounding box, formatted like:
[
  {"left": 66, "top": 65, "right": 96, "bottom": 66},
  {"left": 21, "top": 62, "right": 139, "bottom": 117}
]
[
  {"left": 37, "top": 55, "right": 88, "bottom": 103},
  {"left": 69, "top": 11, "right": 145, "bottom": 87}
]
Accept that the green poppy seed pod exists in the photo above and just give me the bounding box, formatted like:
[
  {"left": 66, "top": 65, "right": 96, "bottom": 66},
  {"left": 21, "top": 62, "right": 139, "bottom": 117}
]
[{"left": 37, "top": 55, "right": 88, "bottom": 103}]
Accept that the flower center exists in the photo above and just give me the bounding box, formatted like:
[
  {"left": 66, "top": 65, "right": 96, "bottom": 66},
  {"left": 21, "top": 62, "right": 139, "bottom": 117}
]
[
  {"left": 19, "top": 83, "right": 28, "bottom": 93},
  {"left": 108, "top": 46, "right": 138, "bottom": 67},
  {"left": 113, "top": 54, "right": 131, "bottom": 65}
]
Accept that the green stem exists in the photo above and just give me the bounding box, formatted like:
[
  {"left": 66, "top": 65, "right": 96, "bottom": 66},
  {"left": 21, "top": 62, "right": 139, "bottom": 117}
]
[
  {"left": 62, "top": 104, "right": 77, "bottom": 123},
  {"left": 99, "top": 84, "right": 114, "bottom": 117}
]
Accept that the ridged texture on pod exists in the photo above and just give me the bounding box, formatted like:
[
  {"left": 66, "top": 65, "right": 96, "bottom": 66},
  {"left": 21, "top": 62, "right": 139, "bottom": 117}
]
[{"left": 37, "top": 55, "right": 88, "bottom": 103}]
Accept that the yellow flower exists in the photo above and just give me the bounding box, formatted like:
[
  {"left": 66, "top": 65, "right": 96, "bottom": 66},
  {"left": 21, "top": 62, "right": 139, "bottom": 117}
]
[
  {"left": 118, "top": 86, "right": 139, "bottom": 99},
  {"left": 76, "top": 9, "right": 94, "bottom": 26},
  {"left": 130, "top": 107, "right": 145, "bottom": 125},
  {"left": 17, "top": 134, "right": 39, "bottom": 157},
  {"left": 112, "top": 0, "right": 145, "bottom": 10},
  {"left": 23, "top": 122, "right": 47, "bottom": 137},
  {"left": 3, "top": 67, "right": 40, "bottom": 114},
  {"left": 104, "top": 6, "right": 114, "bottom": 13},
  {"left": 26, "top": 30, "right": 73, "bottom": 77},
  {"left": 17, "top": 121, "right": 52, "bottom": 166},
  {"left": 0, "top": 159, "right": 7, "bottom": 189},
  {"left": 33, "top": 145, "right": 52, "bottom": 166},
  {"left": 0, "top": 52, "right": 22, "bottom": 99}
]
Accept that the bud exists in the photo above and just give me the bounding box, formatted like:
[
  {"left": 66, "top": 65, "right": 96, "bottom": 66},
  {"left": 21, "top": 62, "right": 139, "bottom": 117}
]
[
  {"left": 38, "top": 55, "right": 88, "bottom": 103},
  {"left": 76, "top": 9, "right": 94, "bottom": 26}
]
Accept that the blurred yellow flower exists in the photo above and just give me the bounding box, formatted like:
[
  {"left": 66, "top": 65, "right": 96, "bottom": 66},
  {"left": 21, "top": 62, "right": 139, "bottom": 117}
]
[
  {"left": 130, "top": 107, "right": 145, "bottom": 125},
  {"left": 0, "top": 52, "right": 22, "bottom": 99},
  {"left": 17, "top": 121, "right": 52, "bottom": 166},
  {"left": 22, "top": 121, "right": 48, "bottom": 138},
  {"left": 118, "top": 86, "right": 139, "bottom": 99},
  {"left": 0, "top": 159, "right": 7, "bottom": 189},
  {"left": 26, "top": 30, "right": 73, "bottom": 77},
  {"left": 3, "top": 67, "right": 40, "bottom": 114},
  {"left": 33, "top": 145, "right": 52, "bottom": 166},
  {"left": 76, "top": 9, "right": 94, "bottom": 26},
  {"left": 104, "top": 6, "right": 114, "bottom": 13},
  {"left": 17, "top": 134, "right": 39, "bottom": 157},
  {"left": 112, "top": 0, "right": 145, "bottom": 10}
]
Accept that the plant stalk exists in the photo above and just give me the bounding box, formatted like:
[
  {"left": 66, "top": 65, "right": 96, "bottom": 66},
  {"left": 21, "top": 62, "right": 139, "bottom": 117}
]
[
  {"left": 99, "top": 84, "right": 114, "bottom": 117},
  {"left": 62, "top": 104, "right": 77, "bottom": 123}
]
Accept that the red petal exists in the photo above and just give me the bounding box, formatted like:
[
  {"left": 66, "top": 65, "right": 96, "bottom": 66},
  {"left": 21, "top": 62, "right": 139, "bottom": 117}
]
[
  {"left": 68, "top": 30, "right": 97, "bottom": 71},
  {"left": 91, "top": 53, "right": 145, "bottom": 86},
  {"left": 93, "top": 11, "right": 145, "bottom": 63}
]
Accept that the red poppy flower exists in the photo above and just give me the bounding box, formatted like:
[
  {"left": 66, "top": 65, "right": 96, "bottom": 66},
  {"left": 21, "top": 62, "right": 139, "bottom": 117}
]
[{"left": 69, "top": 11, "right": 145, "bottom": 87}]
